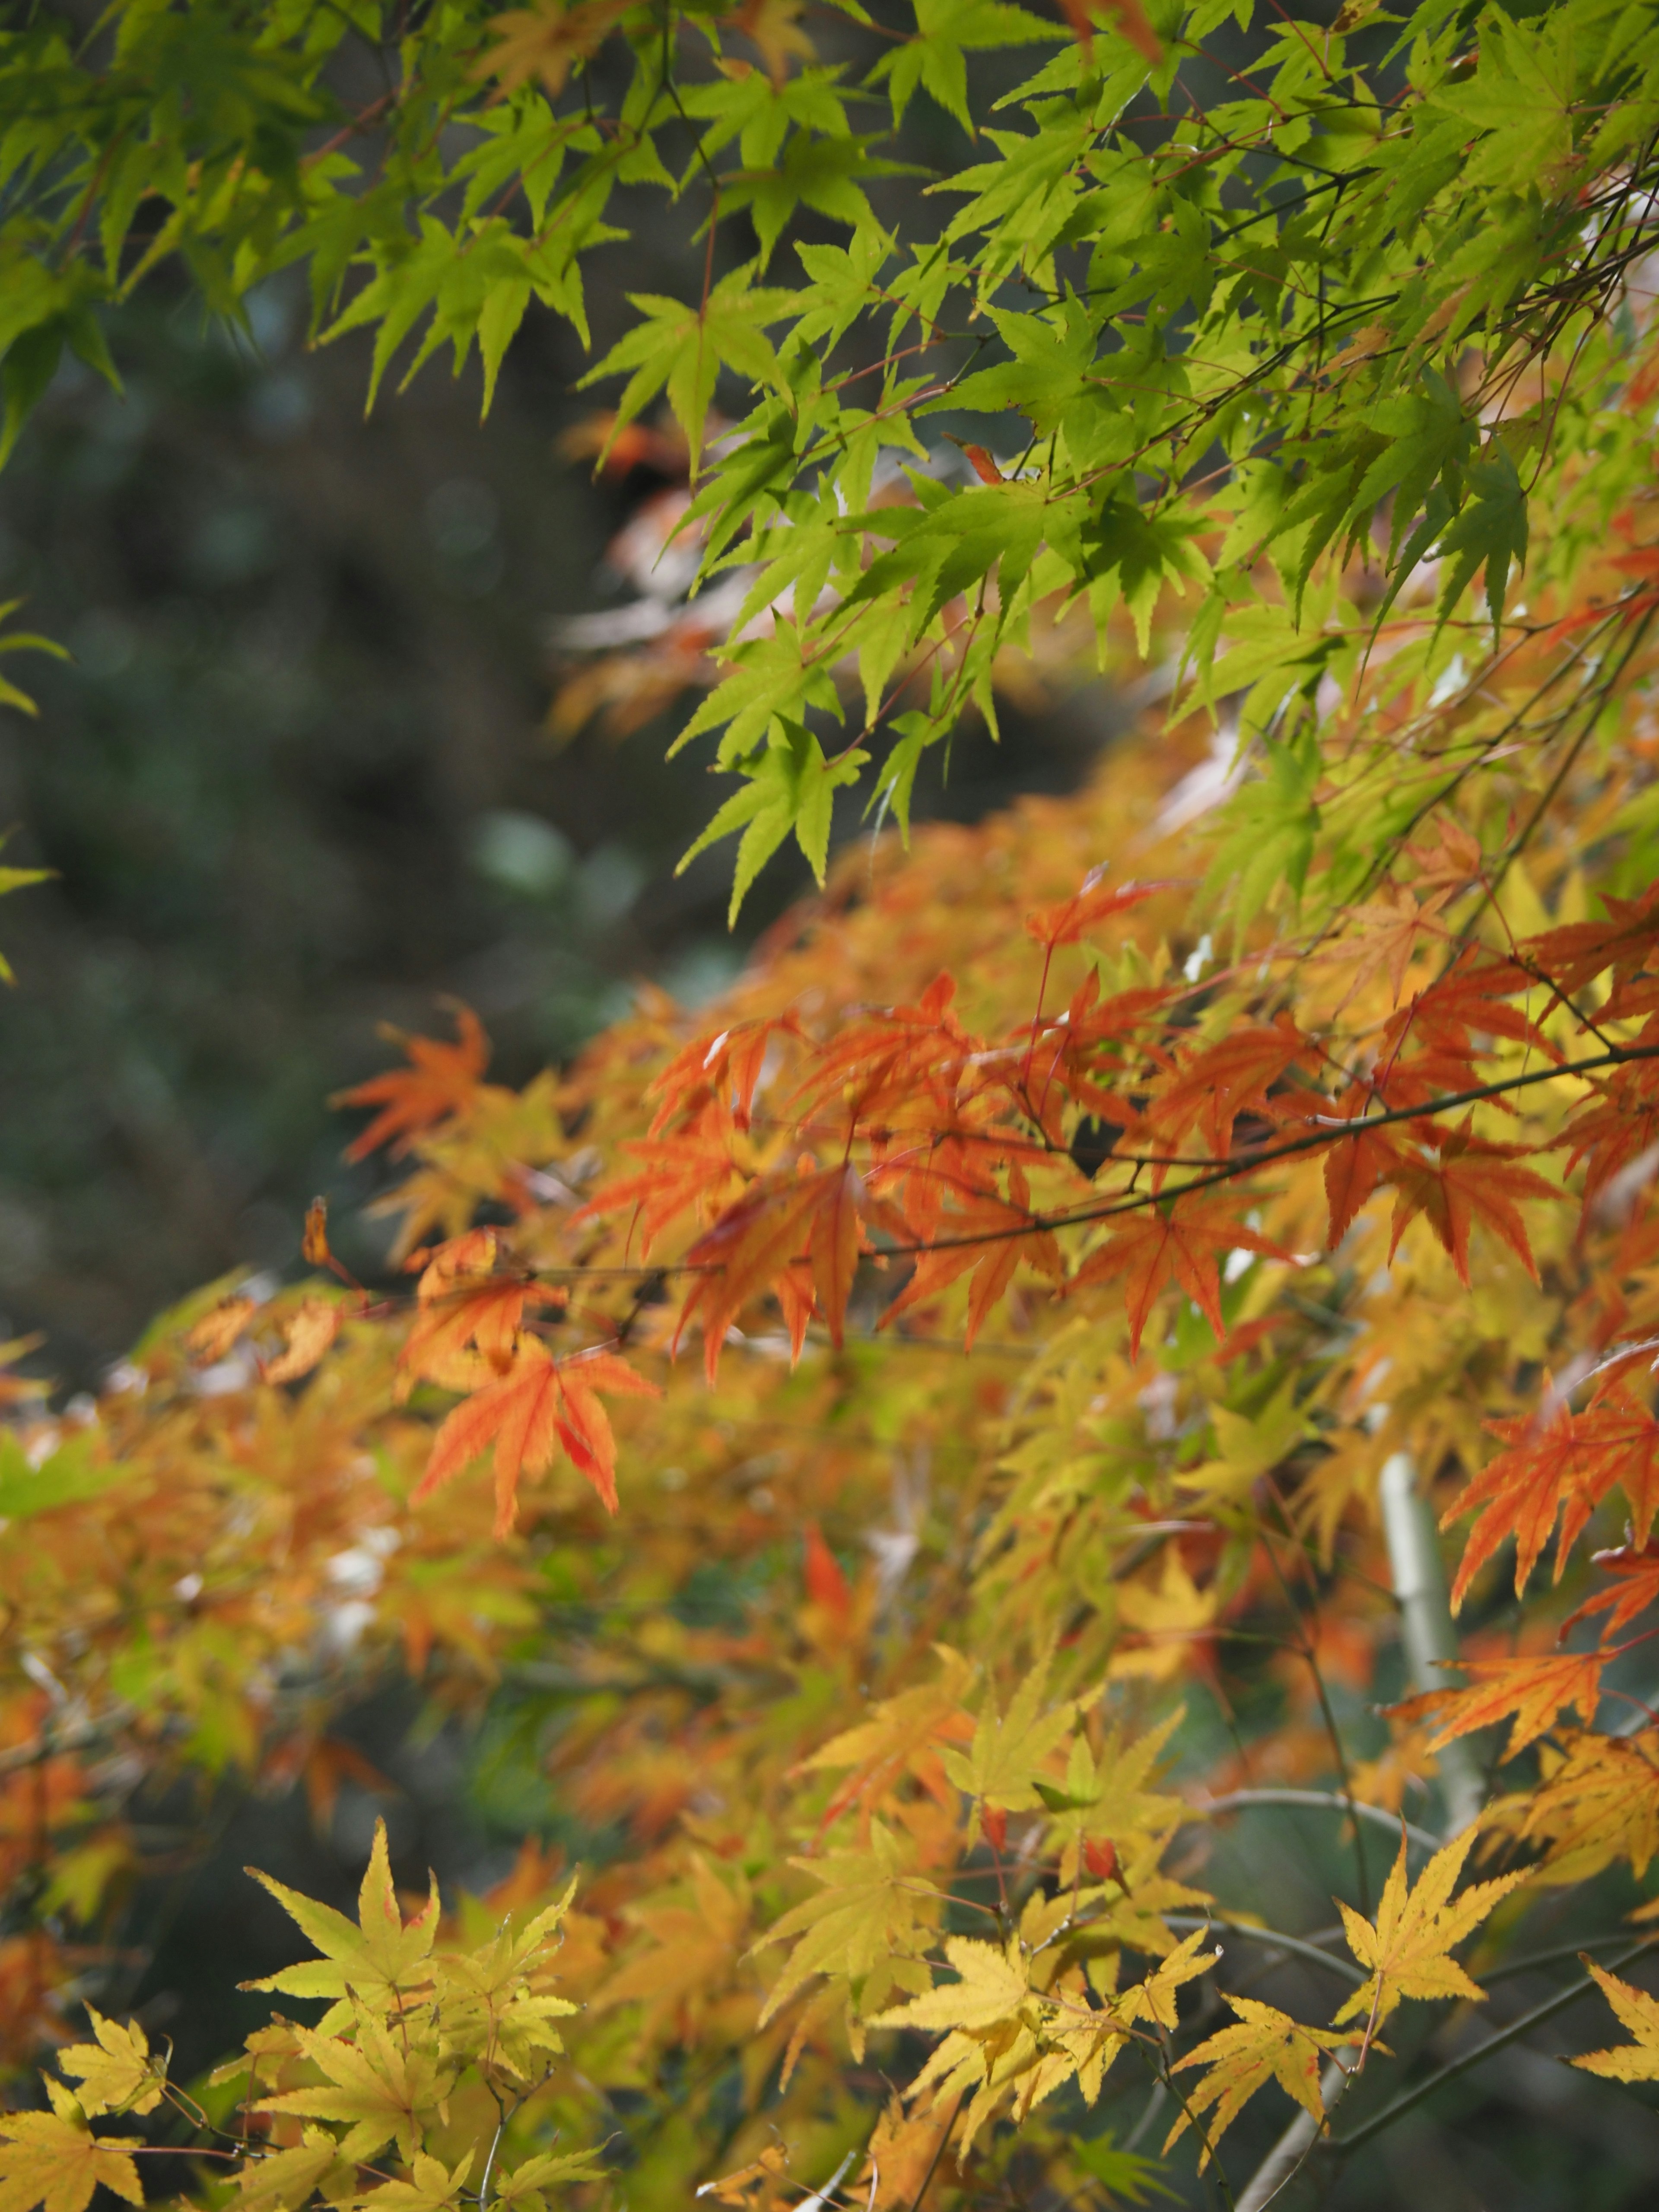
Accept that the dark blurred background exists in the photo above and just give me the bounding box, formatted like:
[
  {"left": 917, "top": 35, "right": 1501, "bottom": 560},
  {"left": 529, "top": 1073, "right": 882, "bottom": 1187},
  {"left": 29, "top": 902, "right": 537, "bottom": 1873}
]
[{"left": 0, "top": 44, "right": 1119, "bottom": 1383}]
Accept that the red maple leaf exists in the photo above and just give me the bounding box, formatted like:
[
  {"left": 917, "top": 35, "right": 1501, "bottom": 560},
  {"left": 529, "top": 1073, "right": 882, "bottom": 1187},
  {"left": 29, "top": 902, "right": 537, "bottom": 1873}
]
[
  {"left": 1070, "top": 1191, "right": 1289, "bottom": 1359},
  {"left": 1385, "top": 1119, "right": 1556, "bottom": 1284},
  {"left": 1320, "top": 1088, "right": 1405, "bottom": 1246}
]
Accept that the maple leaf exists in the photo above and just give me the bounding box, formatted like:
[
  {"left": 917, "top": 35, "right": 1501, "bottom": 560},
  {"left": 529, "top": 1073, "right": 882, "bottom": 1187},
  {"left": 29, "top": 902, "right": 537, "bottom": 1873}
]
[
  {"left": 1332, "top": 1828, "right": 1524, "bottom": 2031},
  {"left": 261, "top": 1298, "right": 342, "bottom": 1386},
  {"left": 1150, "top": 1014, "right": 1314, "bottom": 1160},
  {"left": 1321, "top": 1088, "right": 1405, "bottom": 1247},
  {"left": 254, "top": 2012, "right": 452, "bottom": 2164},
  {"left": 940, "top": 1659, "right": 1075, "bottom": 1831},
  {"left": 733, "top": 0, "right": 815, "bottom": 82},
  {"left": 332, "top": 1007, "right": 494, "bottom": 1163},
  {"left": 882, "top": 1162, "right": 1063, "bottom": 1351},
  {"left": 871, "top": 1933, "right": 1030, "bottom": 2034},
  {"left": 1023, "top": 870, "right": 1163, "bottom": 950},
  {"left": 185, "top": 1295, "right": 257, "bottom": 1365},
  {"left": 416, "top": 1341, "right": 659, "bottom": 1531},
  {"left": 1521, "top": 878, "right": 1659, "bottom": 1000},
  {"left": 0, "top": 2091, "right": 143, "bottom": 2212},
  {"left": 245, "top": 1815, "right": 439, "bottom": 2027},
  {"left": 1564, "top": 1542, "right": 1659, "bottom": 1640},
  {"left": 354, "top": 2151, "right": 476, "bottom": 2212},
  {"left": 1169, "top": 1995, "right": 1350, "bottom": 2166},
  {"left": 1071, "top": 1192, "right": 1289, "bottom": 1360},
  {"left": 54, "top": 2008, "right": 164, "bottom": 2118},
  {"left": 490, "top": 2148, "right": 609, "bottom": 2212},
  {"left": 796, "top": 1647, "right": 977, "bottom": 1832},
  {"left": 398, "top": 1236, "right": 562, "bottom": 1395},
  {"left": 474, "top": 0, "right": 633, "bottom": 99},
  {"left": 1397, "top": 1648, "right": 1605, "bottom": 1761},
  {"left": 1572, "top": 1961, "right": 1659, "bottom": 2082},
  {"left": 1109, "top": 1551, "right": 1221, "bottom": 1684},
  {"left": 1176, "top": 1377, "right": 1309, "bottom": 1504},
  {"left": 1506, "top": 1728, "right": 1659, "bottom": 1880},
  {"left": 1442, "top": 1395, "right": 1659, "bottom": 1609},
  {"left": 1056, "top": 0, "right": 1161, "bottom": 66},
  {"left": 676, "top": 1160, "right": 906, "bottom": 1378},
  {"left": 1385, "top": 1119, "right": 1557, "bottom": 1284},
  {"left": 1111, "top": 1928, "right": 1217, "bottom": 2032},
  {"left": 645, "top": 1014, "right": 799, "bottom": 1136},
  {"left": 754, "top": 1821, "right": 942, "bottom": 2025},
  {"left": 235, "top": 2135, "right": 349, "bottom": 2212},
  {"left": 578, "top": 1125, "right": 747, "bottom": 1256},
  {"left": 594, "top": 1853, "right": 752, "bottom": 2047},
  {"left": 435, "top": 1888, "right": 579, "bottom": 2078}
]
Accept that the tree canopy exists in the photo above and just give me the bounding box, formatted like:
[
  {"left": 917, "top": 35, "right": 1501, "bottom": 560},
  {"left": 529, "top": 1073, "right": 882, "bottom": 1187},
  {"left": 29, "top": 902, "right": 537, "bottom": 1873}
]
[{"left": 6, "top": 0, "right": 1659, "bottom": 2207}]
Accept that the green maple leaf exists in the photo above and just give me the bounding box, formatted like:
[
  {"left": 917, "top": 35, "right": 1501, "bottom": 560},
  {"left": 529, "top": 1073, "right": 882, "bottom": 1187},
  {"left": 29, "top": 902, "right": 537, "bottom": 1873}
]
[
  {"left": 580, "top": 265, "right": 794, "bottom": 473},
  {"left": 680, "top": 717, "right": 868, "bottom": 924},
  {"left": 1435, "top": 441, "right": 1529, "bottom": 635}
]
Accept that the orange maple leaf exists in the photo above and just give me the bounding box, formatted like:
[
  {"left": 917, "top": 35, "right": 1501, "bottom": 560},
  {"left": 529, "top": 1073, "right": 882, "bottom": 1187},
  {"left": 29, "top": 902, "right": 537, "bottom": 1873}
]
[
  {"left": 416, "top": 1342, "right": 660, "bottom": 1532},
  {"left": 184, "top": 1296, "right": 257, "bottom": 1366},
  {"left": 578, "top": 1122, "right": 746, "bottom": 1255},
  {"left": 1385, "top": 1119, "right": 1556, "bottom": 1283},
  {"left": 1024, "top": 869, "right": 1164, "bottom": 951},
  {"left": 475, "top": 0, "right": 634, "bottom": 99},
  {"left": 1321, "top": 1089, "right": 1405, "bottom": 1246},
  {"left": 332, "top": 1006, "right": 493, "bottom": 1162},
  {"left": 676, "top": 1160, "right": 906, "bottom": 1379},
  {"left": 1396, "top": 1649, "right": 1606, "bottom": 1761},
  {"left": 881, "top": 1161, "right": 1062, "bottom": 1349},
  {"left": 1149, "top": 1014, "right": 1315, "bottom": 1162},
  {"left": 1070, "top": 1192, "right": 1289, "bottom": 1360},
  {"left": 1564, "top": 1542, "right": 1659, "bottom": 1641},
  {"left": 261, "top": 1298, "right": 342, "bottom": 1386},
  {"left": 397, "top": 1230, "right": 563, "bottom": 1392},
  {"left": 1443, "top": 1395, "right": 1659, "bottom": 1608}
]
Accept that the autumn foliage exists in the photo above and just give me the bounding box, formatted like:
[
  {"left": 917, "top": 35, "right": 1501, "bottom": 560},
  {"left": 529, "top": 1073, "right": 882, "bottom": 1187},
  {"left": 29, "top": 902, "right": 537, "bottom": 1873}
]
[{"left": 8, "top": 1, "right": 1659, "bottom": 2209}]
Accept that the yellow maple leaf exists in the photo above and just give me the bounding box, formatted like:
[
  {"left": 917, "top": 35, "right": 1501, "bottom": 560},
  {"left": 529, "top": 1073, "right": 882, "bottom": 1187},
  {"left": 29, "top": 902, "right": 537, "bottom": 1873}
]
[
  {"left": 244, "top": 1816, "right": 439, "bottom": 2028},
  {"left": 1169, "top": 1995, "right": 1351, "bottom": 2167},
  {"left": 753, "top": 1821, "right": 942, "bottom": 2026},
  {"left": 0, "top": 2086, "right": 143, "bottom": 2212},
  {"left": 1333, "top": 1828, "right": 1524, "bottom": 2031},
  {"left": 55, "top": 2009, "right": 164, "bottom": 2119},
  {"left": 1109, "top": 1552, "right": 1218, "bottom": 1684},
  {"left": 353, "top": 2151, "right": 476, "bottom": 2212},
  {"left": 1573, "top": 1960, "right": 1659, "bottom": 2082},
  {"left": 940, "top": 1658, "right": 1074, "bottom": 1830},
  {"left": 253, "top": 2013, "right": 452, "bottom": 2164},
  {"left": 872, "top": 1935, "right": 1030, "bottom": 2034},
  {"left": 1176, "top": 1378, "right": 1309, "bottom": 1503},
  {"left": 235, "top": 2135, "right": 349, "bottom": 2212},
  {"left": 1112, "top": 1927, "right": 1218, "bottom": 2031}
]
